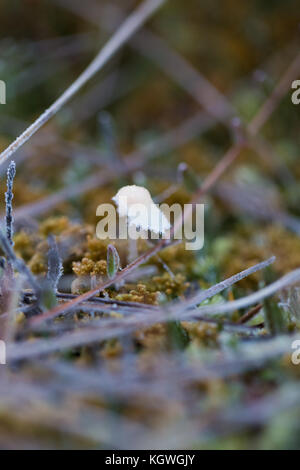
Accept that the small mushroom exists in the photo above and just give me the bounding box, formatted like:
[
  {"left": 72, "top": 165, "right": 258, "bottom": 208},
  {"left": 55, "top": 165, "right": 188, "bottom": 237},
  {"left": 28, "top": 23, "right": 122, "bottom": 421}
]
[{"left": 112, "top": 185, "right": 170, "bottom": 262}]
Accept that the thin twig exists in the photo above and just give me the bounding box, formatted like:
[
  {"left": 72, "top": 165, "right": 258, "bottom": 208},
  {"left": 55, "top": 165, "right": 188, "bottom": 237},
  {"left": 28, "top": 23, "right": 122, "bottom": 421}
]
[
  {"left": 9, "top": 267, "right": 300, "bottom": 359},
  {"left": 237, "top": 304, "right": 263, "bottom": 324},
  {"left": 176, "top": 257, "right": 275, "bottom": 311},
  {"left": 248, "top": 52, "right": 300, "bottom": 135},
  {"left": 5, "top": 161, "right": 16, "bottom": 245},
  {"left": 0, "top": 0, "right": 166, "bottom": 166},
  {"left": 29, "top": 257, "right": 274, "bottom": 326}
]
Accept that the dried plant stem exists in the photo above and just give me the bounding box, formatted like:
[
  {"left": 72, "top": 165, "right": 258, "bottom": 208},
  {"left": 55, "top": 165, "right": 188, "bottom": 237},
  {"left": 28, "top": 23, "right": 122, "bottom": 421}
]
[
  {"left": 248, "top": 52, "right": 300, "bottom": 135},
  {"left": 176, "top": 257, "right": 275, "bottom": 311},
  {"left": 5, "top": 161, "right": 16, "bottom": 245},
  {"left": 0, "top": 0, "right": 166, "bottom": 167},
  {"left": 12, "top": 264, "right": 300, "bottom": 358},
  {"left": 30, "top": 257, "right": 274, "bottom": 326},
  {"left": 29, "top": 239, "right": 176, "bottom": 326},
  {"left": 237, "top": 304, "right": 263, "bottom": 324}
]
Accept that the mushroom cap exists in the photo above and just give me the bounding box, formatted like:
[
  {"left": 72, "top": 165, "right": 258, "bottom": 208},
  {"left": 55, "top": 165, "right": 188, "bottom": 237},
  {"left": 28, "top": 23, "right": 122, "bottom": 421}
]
[
  {"left": 112, "top": 185, "right": 153, "bottom": 216},
  {"left": 112, "top": 185, "right": 171, "bottom": 234}
]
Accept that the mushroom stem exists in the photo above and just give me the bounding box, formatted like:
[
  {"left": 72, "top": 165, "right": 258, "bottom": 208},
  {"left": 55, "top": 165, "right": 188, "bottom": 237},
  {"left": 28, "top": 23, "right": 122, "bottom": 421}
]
[{"left": 128, "top": 238, "right": 138, "bottom": 263}]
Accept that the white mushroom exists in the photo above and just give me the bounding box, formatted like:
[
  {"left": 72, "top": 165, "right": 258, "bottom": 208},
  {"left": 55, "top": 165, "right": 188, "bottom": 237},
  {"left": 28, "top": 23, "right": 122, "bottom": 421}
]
[{"left": 112, "top": 185, "right": 170, "bottom": 261}]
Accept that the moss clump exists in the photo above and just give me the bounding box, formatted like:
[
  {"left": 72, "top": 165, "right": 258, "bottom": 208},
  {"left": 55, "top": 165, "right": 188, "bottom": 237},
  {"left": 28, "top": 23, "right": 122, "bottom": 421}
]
[
  {"left": 84, "top": 236, "right": 109, "bottom": 261},
  {"left": 115, "top": 284, "right": 158, "bottom": 305},
  {"left": 100, "top": 340, "right": 123, "bottom": 359},
  {"left": 72, "top": 258, "right": 107, "bottom": 277},
  {"left": 158, "top": 242, "right": 196, "bottom": 275},
  {"left": 39, "top": 216, "right": 70, "bottom": 236},
  {"left": 221, "top": 225, "right": 300, "bottom": 288},
  {"left": 182, "top": 321, "right": 218, "bottom": 347},
  {"left": 266, "top": 226, "right": 300, "bottom": 274},
  {"left": 28, "top": 251, "right": 47, "bottom": 275},
  {"left": 13, "top": 230, "right": 35, "bottom": 262},
  {"left": 0, "top": 178, "right": 47, "bottom": 206},
  {"left": 150, "top": 273, "right": 189, "bottom": 298},
  {"left": 13, "top": 218, "right": 95, "bottom": 277},
  {"left": 71, "top": 258, "right": 107, "bottom": 294},
  {"left": 135, "top": 324, "right": 168, "bottom": 350},
  {"left": 221, "top": 237, "right": 265, "bottom": 289}
]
